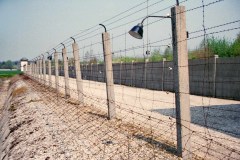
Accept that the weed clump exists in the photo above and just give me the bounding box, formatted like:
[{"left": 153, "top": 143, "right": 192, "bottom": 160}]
[
  {"left": 12, "top": 86, "right": 27, "bottom": 98},
  {"left": 9, "top": 104, "right": 16, "bottom": 112}
]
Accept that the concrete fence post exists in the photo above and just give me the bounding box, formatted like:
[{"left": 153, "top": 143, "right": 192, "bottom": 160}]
[
  {"left": 35, "top": 61, "right": 37, "bottom": 79},
  {"left": 37, "top": 59, "right": 40, "bottom": 82},
  {"left": 162, "top": 58, "right": 166, "bottom": 91},
  {"left": 59, "top": 65, "right": 61, "bottom": 75},
  {"left": 54, "top": 50, "right": 59, "bottom": 92},
  {"left": 27, "top": 65, "right": 29, "bottom": 74},
  {"left": 35, "top": 61, "right": 38, "bottom": 81},
  {"left": 30, "top": 63, "right": 33, "bottom": 77},
  {"left": 91, "top": 63, "right": 93, "bottom": 80},
  {"left": 86, "top": 64, "right": 88, "bottom": 80},
  {"left": 48, "top": 56, "right": 52, "bottom": 87},
  {"left": 29, "top": 63, "right": 32, "bottom": 76},
  {"left": 171, "top": 6, "right": 191, "bottom": 159},
  {"left": 120, "top": 61, "right": 123, "bottom": 85},
  {"left": 213, "top": 54, "right": 218, "bottom": 97},
  {"left": 26, "top": 65, "right": 29, "bottom": 75},
  {"left": 72, "top": 42, "right": 84, "bottom": 103},
  {"left": 25, "top": 65, "right": 27, "bottom": 73},
  {"left": 26, "top": 63, "right": 29, "bottom": 75},
  {"left": 30, "top": 61, "right": 33, "bottom": 78},
  {"left": 144, "top": 58, "right": 148, "bottom": 88},
  {"left": 42, "top": 55, "right": 46, "bottom": 85},
  {"left": 102, "top": 32, "right": 116, "bottom": 119},
  {"left": 28, "top": 64, "right": 31, "bottom": 75},
  {"left": 34, "top": 60, "right": 36, "bottom": 78},
  {"left": 35, "top": 62, "right": 37, "bottom": 78},
  {"left": 62, "top": 47, "right": 70, "bottom": 98},
  {"left": 32, "top": 61, "right": 34, "bottom": 78},
  {"left": 97, "top": 63, "right": 99, "bottom": 81},
  {"left": 36, "top": 60, "right": 38, "bottom": 80},
  {"left": 33, "top": 61, "right": 36, "bottom": 79},
  {"left": 131, "top": 60, "right": 134, "bottom": 86},
  {"left": 32, "top": 62, "right": 34, "bottom": 77},
  {"left": 39, "top": 57, "right": 43, "bottom": 83}
]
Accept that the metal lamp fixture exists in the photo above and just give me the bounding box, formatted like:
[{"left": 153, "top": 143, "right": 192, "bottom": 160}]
[
  {"left": 47, "top": 55, "right": 52, "bottom": 60},
  {"left": 129, "top": 23, "right": 143, "bottom": 39},
  {"left": 47, "top": 52, "right": 52, "bottom": 60},
  {"left": 129, "top": 0, "right": 179, "bottom": 39},
  {"left": 129, "top": 15, "right": 171, "bottom": 39}
]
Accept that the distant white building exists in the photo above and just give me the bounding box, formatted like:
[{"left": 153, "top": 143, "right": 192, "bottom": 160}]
[{"left": 19, "top": 57, "right": 28, "bottom": 71}]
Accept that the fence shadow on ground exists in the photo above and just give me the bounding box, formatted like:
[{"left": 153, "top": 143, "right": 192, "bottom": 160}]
[
  {"left": 133, "top": 134, "right": 178, "bottom": 155},
  {"left": 151, "top": 104, "right": 240, "bottom": 138}
]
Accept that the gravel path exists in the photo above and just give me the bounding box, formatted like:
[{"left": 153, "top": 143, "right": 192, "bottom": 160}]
[
  {"left": 33, "top": 75, "right": 240, "bottom": 159},
  {"left": 1, "top": 77, "right": 180, "bottom": 160}
]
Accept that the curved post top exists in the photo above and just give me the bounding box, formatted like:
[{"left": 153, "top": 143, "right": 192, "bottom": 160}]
[
  {"left": 70, "top": 37, "right": 76, "bottom": 43},
  {"left": 99, "top": 24, "right": 107, "bottom": 32},
  {"left": 61, "top": 43, "right": 65, "bottom": 48}
]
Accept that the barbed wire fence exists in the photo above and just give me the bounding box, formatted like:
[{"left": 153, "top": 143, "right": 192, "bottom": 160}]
[{"left": 22, "top": 0, "right": 240, "bottom": 159}]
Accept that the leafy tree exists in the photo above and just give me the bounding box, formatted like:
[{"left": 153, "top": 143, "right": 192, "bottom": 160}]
[
  {"left": 207, "top": 36, "right": 232, "bottom": 57},
  {"left": 89, "top": 57, "right": 98, "bottom": 64},
  {"left": 6, "top": 60, "right": 13, "bottom": 69},
  {"left": 163, "top": 47, "right": 173, "bottom": 60},
  {"left": 231, "top": 33, "right": 240, "bottom": 57},
  {"left": 0, "top": 60, "right": 13, "bottom": 69},
  {"left": 149, "top": 48, "right": 163, "bottom": 62}
]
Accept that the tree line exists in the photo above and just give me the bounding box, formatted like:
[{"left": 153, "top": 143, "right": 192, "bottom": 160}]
[
  {"left": 0, "top": 60, "right": 18, "bottom": 69},
  {"left": 111, "top": 32, "right": 240, "bottom": 63},
  {"left": 54, "top": 32, "right": 240, "bottom": 65}
]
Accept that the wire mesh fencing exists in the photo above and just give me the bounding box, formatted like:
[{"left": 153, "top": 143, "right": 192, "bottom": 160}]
[{"left": 23, "top": 0, "right": 240, "bottom": 159}]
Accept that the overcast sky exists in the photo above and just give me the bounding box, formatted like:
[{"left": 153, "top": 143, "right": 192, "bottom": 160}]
[{"left": 0, "top": 0, "right": 239, "bottom": 61}]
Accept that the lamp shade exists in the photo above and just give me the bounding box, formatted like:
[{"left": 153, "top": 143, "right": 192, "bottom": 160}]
[
  {"left": 47, "top": 55, "right": 52, "bottom": 60},
  {"left": 129, "top": 23, "right": 143, "bottom": 39}
]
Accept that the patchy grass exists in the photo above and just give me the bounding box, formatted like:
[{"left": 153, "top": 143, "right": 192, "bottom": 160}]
[
  {"left": 9, "top": 104, "right": 16, "bottom": 112},
  {"left": 0, "top": 70, "right": 22, "bottom": 78},
  {"left": 12, "top": 86, "right": 27, "bottom": 98},
  {"left": 0, "top": 78, "right": 3, "bottom": 87}
]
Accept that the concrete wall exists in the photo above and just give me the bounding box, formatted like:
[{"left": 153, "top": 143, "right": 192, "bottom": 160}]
[
  {"left": 55, "top": 56, "right": 240, "bottom": 100},
  {"left": 215, "top": 57, "right": 240, "bottom": 99}
]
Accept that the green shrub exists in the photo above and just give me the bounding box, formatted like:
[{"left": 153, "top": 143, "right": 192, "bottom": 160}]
[{"left": 189, "top": 33, "right": 240, "bottom": 59}]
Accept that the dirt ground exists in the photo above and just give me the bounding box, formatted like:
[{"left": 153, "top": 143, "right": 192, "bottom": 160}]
[{"left": 0, "top": 75, "right": 240, "bottom": 160}]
